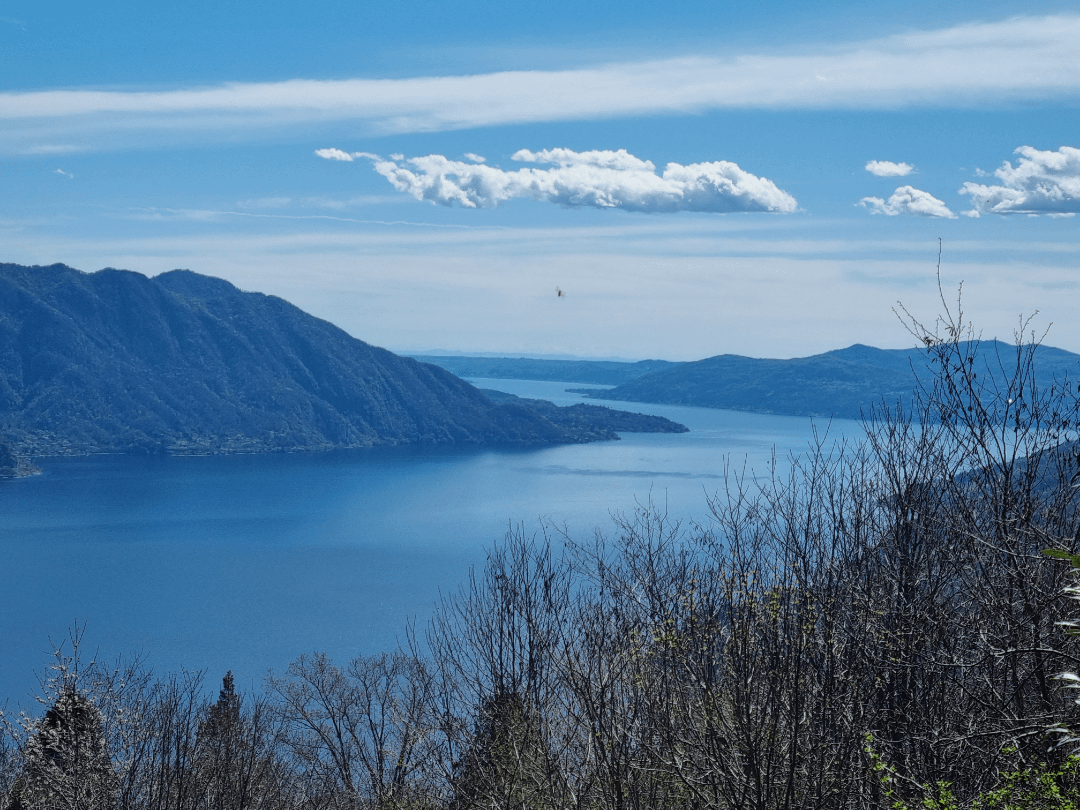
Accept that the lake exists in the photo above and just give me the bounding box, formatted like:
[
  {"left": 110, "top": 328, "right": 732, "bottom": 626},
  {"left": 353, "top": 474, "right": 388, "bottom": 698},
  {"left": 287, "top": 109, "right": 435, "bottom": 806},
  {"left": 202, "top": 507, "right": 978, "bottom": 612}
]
[{"left": 0, "top": 380, "right": 863, "bottom": 703}]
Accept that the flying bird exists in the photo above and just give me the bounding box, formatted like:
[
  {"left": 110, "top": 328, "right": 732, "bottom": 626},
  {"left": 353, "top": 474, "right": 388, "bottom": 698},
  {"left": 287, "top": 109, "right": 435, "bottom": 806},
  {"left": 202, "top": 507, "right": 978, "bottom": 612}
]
[{"left": 556, "top": 287, "right": 563, "bottom": 298}]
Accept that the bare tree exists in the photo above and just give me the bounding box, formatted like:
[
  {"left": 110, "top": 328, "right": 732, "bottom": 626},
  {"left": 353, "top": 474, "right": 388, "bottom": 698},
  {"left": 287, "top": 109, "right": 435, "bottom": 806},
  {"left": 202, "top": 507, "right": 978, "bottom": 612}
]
[{"left": 269, "top": 651, "right": 435, "bottom": 809}]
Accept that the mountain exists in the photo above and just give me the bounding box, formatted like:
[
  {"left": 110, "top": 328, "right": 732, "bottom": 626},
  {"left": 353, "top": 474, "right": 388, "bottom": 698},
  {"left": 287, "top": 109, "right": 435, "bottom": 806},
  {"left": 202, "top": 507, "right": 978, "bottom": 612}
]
[
  {"left": 0, "top": 263, "right": 684, "bottom": 457},
  {"left": 408, "top": 355, "right": 674, "bottom": 385},
  {"left": 575, "top": 342, "right": 1080, "bottom": 420}
]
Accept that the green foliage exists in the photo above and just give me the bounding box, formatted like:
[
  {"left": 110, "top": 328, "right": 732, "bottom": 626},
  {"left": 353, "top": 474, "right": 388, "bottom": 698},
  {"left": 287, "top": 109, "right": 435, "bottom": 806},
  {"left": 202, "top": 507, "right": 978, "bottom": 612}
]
[
  {"left": 1042, "top": 549, "right": 1080, "bottom": 571},
  {"left": 973, "top": 757, "right": 1080, "bottom": 810},
  {"left": 865, "top": 735, "right": 958, "bottom": 810},
  {"left": 867, "top": 735, "right": 1080, "bottom": 810}
]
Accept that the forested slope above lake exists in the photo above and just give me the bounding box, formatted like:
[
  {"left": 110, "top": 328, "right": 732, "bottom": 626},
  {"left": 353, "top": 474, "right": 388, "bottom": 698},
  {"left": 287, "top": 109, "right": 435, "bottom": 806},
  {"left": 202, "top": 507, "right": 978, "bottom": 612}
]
[
  {"left": 576, "top": 342, "right": 1080, "bottom": 419},
  {"left": 0, "top": 263, "right": 684, "bottom": 457}
]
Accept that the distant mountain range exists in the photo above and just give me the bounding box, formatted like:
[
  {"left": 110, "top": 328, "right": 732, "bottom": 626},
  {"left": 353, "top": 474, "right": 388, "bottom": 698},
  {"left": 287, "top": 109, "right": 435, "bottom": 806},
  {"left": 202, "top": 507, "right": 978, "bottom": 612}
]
[
  {"left": 0, "top": 263, "right": 686, "bottom": 459},
  {"left": 409, "top": 355, "right": 674, "bottom": 386},
  {"left": 577, "top": 342, "right": 1080, "bottom": 420},
  {"left": 423, "top": 343, "right": 1080, "bottom": 422},
  {"left": 6, "top": 262, "right": 1074, "bottom": 465}
]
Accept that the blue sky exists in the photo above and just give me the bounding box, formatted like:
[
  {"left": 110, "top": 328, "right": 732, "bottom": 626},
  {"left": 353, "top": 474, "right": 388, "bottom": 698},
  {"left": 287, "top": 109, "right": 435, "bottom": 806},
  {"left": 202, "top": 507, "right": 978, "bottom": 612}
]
[{"left": 2, "top": 1, "right": 1079, "bottom": 360}]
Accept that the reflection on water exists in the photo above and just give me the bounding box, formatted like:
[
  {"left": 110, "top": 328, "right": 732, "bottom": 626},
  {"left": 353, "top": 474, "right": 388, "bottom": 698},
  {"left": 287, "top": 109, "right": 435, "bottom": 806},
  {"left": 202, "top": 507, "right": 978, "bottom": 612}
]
[{"left": 0, "top": 378, "right": 863, "bottom": 703}]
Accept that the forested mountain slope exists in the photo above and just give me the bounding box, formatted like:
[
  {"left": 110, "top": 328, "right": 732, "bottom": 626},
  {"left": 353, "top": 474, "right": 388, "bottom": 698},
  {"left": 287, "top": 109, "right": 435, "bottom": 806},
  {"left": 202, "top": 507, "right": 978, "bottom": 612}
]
[{"left": 0, "top": 263, "right": 678, "bottom": 456}]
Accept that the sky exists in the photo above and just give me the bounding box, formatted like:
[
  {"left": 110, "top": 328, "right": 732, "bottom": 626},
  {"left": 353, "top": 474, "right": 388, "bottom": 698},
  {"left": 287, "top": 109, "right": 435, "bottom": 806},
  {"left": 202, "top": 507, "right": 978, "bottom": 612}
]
[{"left": 2, "top": 0, "right": 1079, "bottom": 361}]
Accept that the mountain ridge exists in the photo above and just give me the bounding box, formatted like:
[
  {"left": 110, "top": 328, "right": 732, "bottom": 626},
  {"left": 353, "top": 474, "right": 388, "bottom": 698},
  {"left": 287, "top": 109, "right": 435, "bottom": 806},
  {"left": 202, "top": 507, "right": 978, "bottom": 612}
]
[
  {"left": 0, "top": 263, "right": 684, "bottom": 458},
  {"left": 574, "top": 341, "right": 1080, "bottom": 419}
]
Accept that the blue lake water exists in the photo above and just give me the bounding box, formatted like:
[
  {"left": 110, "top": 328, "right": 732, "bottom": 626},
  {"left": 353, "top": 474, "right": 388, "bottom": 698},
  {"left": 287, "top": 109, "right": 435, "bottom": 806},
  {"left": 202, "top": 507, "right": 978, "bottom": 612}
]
[{"left": 0, "top": 380, "right": 863, "bottom": 703}]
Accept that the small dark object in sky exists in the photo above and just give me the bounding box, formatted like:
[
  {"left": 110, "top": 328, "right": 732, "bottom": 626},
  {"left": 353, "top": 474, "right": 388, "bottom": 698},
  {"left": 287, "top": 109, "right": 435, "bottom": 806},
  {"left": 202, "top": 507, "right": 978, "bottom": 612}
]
[{"left": 557, "top": 287, "right": 563, "bottom": 298}]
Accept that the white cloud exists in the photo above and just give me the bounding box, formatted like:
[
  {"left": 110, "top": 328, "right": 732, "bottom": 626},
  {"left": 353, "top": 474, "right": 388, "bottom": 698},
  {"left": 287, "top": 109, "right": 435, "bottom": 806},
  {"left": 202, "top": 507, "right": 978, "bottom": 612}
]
[
  {"left": 464, "top": 153, "right": 486, "bottom": 163},
  {"left": 54, "top": 168, "right": 73, "bottom": 178},
  {"left": 859, "top": 186, "right": 956, "bottom": 218},
  {"left": 235, "top": 194, "right": 408, "bottom": 210},
  {"left": 513, "top": 148, "right": 656, "bottom": 171},
  {"left": 2, "top": 15, "right": 1080, "bottom": 151},
  {"left": 314, "top": 147, "right": 354, "bottom": 161},
  {"left": 339, "top": 148, "right": 797, "bottom": 214},
  {"left": 961, "top": 145, "right": 1080, "bottom": 215},
  {"left": 865, "top": 160, "right": 914, "bottom": 177},
  {"left": 315, "top": 149, "right": 380, "bottom": 163}
]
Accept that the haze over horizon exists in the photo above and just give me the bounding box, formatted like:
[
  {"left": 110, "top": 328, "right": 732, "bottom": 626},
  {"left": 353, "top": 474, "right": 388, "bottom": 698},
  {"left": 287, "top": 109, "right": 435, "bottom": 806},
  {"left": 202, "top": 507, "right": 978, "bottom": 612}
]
[{"left": 3, "top": 0, "right": 1078, "bottom": 361}]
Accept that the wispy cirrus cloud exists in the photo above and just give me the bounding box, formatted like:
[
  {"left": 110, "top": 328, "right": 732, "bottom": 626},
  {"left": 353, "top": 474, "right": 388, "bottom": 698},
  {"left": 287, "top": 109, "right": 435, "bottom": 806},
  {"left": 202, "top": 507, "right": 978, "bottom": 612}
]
[
  {"left": 859, "top": 186, "right": 956, "bottom": 218},
  {"left": 961, "top": 145, "right": 1080, "bottom": 216},
  {"left": 318, "top": 148, "right": 799, "bottom": 214},
  {"left": 234, "top": 193, "right": 409, "bottom": 210},
  {"left": 865, "top": 160, "right": 914, "bottom": 177},
  {"left": 24, "top": 144, "right": 84, "bottom": 155},
  {"left": 235, "top": 196, "right": 292, "bottom": 209},
  {"left": 2, "top": 15, "right": 1080, "bottom": 152}
]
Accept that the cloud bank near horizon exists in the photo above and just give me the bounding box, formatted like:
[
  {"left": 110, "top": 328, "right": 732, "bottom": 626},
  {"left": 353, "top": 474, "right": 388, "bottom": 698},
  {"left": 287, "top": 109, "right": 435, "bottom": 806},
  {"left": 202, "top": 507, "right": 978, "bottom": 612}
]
[
  {"left": 3, "top": 15, "right": 1080, "bottom": 152},
  {"left": 316, "top": 148, "right": 799, "bottom": 214},
  {"left": 962, "top": 146, "right": 1080, "bottom": 216},
  {"left": 859, "top": 186, "right": 956, "bottom": 218}
]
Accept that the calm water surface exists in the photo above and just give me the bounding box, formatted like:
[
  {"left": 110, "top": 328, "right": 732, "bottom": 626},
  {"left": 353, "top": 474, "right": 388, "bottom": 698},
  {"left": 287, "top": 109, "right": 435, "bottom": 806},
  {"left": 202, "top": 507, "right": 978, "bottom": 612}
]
[{"left": 0, "top": 380, "right": 863, "bottom": 702}]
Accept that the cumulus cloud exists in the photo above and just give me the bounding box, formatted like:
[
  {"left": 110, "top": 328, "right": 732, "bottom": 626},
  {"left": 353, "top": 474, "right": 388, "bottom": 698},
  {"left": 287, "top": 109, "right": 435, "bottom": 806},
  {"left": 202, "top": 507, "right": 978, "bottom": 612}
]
[
  {"left": 865, "top": 160, "right": 914, "bottom": 177},
  {"left": 464, "top": 153, "right": 486, "bottom": 163},
  {"left": 960, "top": 145, "right": 1080, "bottom": 215},
  {"left": 326, "top": 148, "right": 798, "bottom": 214},
  {"left": 3, "top": 15, "right": 1080, "bottom": 153},
  {"left": 859, "top": 186, "right": 956, "bottom": 218}
]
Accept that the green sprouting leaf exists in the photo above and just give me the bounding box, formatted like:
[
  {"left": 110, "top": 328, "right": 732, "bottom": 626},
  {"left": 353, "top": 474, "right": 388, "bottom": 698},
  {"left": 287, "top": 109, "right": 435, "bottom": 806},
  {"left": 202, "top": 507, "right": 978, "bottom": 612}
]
[
  {"left": 1042, "top": 549, "right": 1080, "bottom": 567},
  {"left": 1042, "top": 549, "right": 1074, "bottom": 560}
]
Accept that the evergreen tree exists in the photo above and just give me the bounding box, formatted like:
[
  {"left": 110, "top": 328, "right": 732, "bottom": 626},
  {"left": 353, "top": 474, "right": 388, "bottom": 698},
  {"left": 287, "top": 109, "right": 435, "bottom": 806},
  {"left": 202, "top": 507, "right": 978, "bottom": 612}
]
[
  {"left": 451, "top": 690, "right": 559, "bottom": 810},
  {"left": 196, "top": 671, "right": 245, "bottom": 810},
  {"left": 20, "top": 685, "right": 116, "bottom": 810},
  {"left": 201, "top": 671, "right": 241, "bottom": 743}
]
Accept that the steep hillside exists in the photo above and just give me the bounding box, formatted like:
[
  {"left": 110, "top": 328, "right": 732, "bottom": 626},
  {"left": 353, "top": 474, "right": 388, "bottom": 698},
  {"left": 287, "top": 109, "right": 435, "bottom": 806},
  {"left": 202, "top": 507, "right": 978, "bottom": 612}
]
[
  {"left": 0, "top": 263, "right": 674, "bottom": 456},
  {"left": 578, "top": 342, "right": 1080, "bottom": 420}
]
